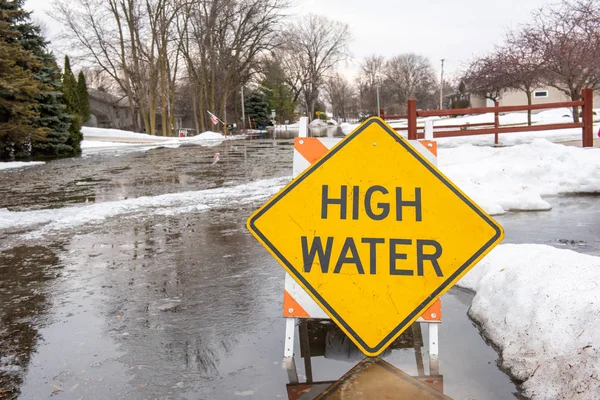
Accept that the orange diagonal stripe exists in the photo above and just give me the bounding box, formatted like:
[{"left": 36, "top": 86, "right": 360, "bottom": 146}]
[
  {"left": 283, "top": 290, "right": 310, "bottom": 318},
  {"left": 420, "top": 299, "right": 441, "bottom": 321},
  {"left": 294, "top": 137, "right": 330, "bottom": 165},
  {"left": 418, "top": 140, "right": 437, "bottom": 156}
]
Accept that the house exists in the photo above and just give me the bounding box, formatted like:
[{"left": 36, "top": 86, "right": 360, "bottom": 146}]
[
  {"left": 466, "top": 86, "right": 600, "bottom": 108},
  {"left": 85, "top": 88, "right": 135, "bottom": 131}
]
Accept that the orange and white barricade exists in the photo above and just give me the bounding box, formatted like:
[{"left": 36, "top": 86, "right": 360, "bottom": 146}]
[{"left": 283, "top": 129, "right": 441, "bottom": 375}]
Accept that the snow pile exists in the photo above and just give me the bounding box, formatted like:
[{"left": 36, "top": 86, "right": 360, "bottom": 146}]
[
  {"left": 191, "top": 131, "right": 224, "bottom": 140},
  {"left": 183, "top": 131, "right": 226, "bottom": 147},
  {"left": 0, "top": 177, "right": 289, "bottom": 237},
  {"left": 0, "top": 161, "right": 44, "bottom": 171},
  {"left": 309, "top": 119, "right": 328, "bottom": 127},
  {"left": 459, "top": 244, "right": 600, "bottom": 399},
  {"left": 439, "top": 139, "right": 600, "bottom": 215}
]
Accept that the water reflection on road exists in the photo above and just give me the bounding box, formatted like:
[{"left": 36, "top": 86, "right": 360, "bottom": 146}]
[{"left": 0, "top": 134, "right": 598, "bottom": 399}]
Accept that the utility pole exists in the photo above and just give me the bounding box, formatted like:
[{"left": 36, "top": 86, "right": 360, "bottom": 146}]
[
  {"left": 241, "top": 86, "right": 245, "bottom": 129},
  {"left": 439, "top": 59, "right": 445, "bottom": 110},
  {"left": 376, "top": 84, "right": 381, "bottom": 117},
  {"left": 376, "top": 74, "right": 381, "bottom": 117}
]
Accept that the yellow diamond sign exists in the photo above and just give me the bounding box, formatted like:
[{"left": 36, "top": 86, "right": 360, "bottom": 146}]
[{"left": 247, "top": 118, "right": 504, "bottom": 356}]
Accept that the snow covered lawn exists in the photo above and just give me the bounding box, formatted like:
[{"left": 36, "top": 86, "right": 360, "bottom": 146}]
[
  {"left": 460, "top": 244, "right": 600, "bottom": 399},
  {"left": 439, "top": 139, "right": 600, "bottom": 215},
  {"left": 342, "top": 108, "right": 600, "bottom": 147},
  {"left": 82, "top": 127, "right": 243, "bottom": 151},
  {"left": 0, "top": 161, "right": 44, "bottom": 171}
]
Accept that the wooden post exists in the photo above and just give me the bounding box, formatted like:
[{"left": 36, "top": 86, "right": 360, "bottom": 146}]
[
  {"left": 380, "top": 108, "right": 385, "bottom": 120},
  {"left": 494, "top": 101, "right": 500, "bottom": 145},
  {"left": 582, "top": 88, "right": 594, "bottom": 148},
  {"left": 408, "top": 99, "right": 417, "bottom": 140}
]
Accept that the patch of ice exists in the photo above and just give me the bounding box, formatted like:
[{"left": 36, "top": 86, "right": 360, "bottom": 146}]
[
  {"left": 0, "top": 161, "right": 44, "bottom": 171},
  {"left": 0, "top": 355, "right": 20, "bottom": 374},
  {"left": 234, "top": 390, "right": 255, "bottom": 396},
  {"left": 459, "top": 244, "right": 600, "bottom": 399}
]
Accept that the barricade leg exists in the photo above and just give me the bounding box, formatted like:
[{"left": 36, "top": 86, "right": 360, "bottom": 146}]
[
  {"left": 283, "top": 317, "right": 299, "bottom": 383},
  {"left": 429, "top": 323, "right": 440, "bottom": 376}
]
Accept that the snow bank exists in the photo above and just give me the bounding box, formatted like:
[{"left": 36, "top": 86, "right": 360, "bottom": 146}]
[
  {"left": 191, "top": 131, "right": 224, "bottom": 140},
  {"left": 439, "top": 139, "right": 600, "bottom": 215},
  {"left": 80, "top": 128, "right": 246, "bottom": 154},
  {"left": 82, "top": 126, "right": 165, "bottom": 140},
  {"left": 81, "top": 140, "right": 143, "bottom": 149},
  {"left": 459, "top": 244, "right": 600, "bottom": 399},
  {"left": 0, "top": 177, "right": 289, "bottom": 237},
  {"left": 0, "top": 161, "right": 44, "bottom": 171},
  {"left": 182, "top": 131, "right": 226, "bottom": 147}
]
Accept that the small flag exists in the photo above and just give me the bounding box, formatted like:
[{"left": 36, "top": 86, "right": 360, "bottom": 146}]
[{"left": 208, "top": 111, "right": 219, "bottom": 126}]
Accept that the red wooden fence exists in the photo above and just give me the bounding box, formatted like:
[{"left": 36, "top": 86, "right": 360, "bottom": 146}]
[{"left": 382, "top": 88, "right": 594, "bottom": 147}]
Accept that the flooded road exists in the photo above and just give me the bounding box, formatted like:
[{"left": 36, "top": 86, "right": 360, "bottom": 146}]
[{"left": 1, "top": 135, "right": 599, "bottom": 399}]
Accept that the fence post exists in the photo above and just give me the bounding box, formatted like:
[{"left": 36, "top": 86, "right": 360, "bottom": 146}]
[
  {"left": 380, "top": 108, "right": 385, "bottom": 120},
  {"left": 494, "top": 101, "right": 500, "bottom": 145},
  {"left": 408, "top": 99, "right": 417, "bottom": 140},
  {"left": 582, "top": 88, "right": 594, "bottom": 148}
]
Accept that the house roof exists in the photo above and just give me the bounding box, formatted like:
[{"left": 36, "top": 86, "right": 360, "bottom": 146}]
[{"left": 88, "top": 88, "right": 130, "bottom": 108}]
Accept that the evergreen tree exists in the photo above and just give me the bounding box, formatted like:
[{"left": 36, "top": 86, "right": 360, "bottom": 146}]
[
  {"left": 77, "top": 71, "right": 90, "bottom": 122},
  {"left": 22, "top": 17, "right": 75, "bottom": 156},
  {"left": 0, "top": 0, "right": 79, "bottom": 159},
  {"left": 0, "top": 0, "right": 47, "bottom": 159},
  {"left": 62, "top": 55, "right": 82, "bottom": 153},
  {"left": 244, "top": 90, "right": 271, "bottom": 128},
  {"left": 30, "top": 58, "right": 74, "bottom": 156},
  {"left": 259, "top": 58, "right": 297, "bottom": 123}
]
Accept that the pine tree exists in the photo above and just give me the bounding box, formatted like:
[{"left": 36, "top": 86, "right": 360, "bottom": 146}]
[
  {"left": 62, "top": 55, "right": 82, "bottom": 153},
  {"left": 77, "top": 71, "right": 90, "bottom": 122},
  {"left": 22, "top": 19, "right": 74, "bottom": 157},
  {"left": 30, "top": 58, "right": 74, "bottom": 156},
  {"left": 259, "top": 59, "right": 297, "bottom": 124},
  {"left": 0, "top": 0, "right": 47, "bottom": 160},
  {"left": 244, "top": 90, "right": 271, "bottom": 128}
]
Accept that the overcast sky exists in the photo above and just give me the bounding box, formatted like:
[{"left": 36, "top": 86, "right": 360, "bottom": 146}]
[{"left": 28, "top": 0, "right": 552, "bottom": 81}]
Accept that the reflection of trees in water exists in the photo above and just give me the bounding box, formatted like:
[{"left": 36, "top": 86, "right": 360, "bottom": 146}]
[
  {"left": 0, "top": 245, "right": 61, "bottom": 399},
  {"left": 94, "top": 212, "right": 267, "bottom": 388}
]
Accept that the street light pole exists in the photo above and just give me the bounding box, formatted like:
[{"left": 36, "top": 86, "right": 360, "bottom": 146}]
[
  {"left": 439, "top": 59, "right": 445, "bottom": 110},
  {"left": 241, "top": 86, "right": 245, "bottom": 129},
  {"left": 376, "top": 84, "right": 381, "bottom": 118}
]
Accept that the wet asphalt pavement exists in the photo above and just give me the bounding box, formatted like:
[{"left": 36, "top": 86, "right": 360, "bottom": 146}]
[{"left": 1, "top": 132, "right": 600, "bottom": 399}]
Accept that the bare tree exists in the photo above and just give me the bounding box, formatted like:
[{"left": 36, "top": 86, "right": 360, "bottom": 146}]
[
  {"left": 179, "top": 0, "right": 287, "bottom": 131},
  {"left": 51, "top": 0, "right": 164, "bottom": 133},
  {"left": 496, "top": 32, "right": 545, "bottom": 125},
  {"left": 384, "top": 53, "right": 437, "bottom": 113},
  {"left": 462, "top": 55, "right": 510, "bottom": 104},
  {"left": 523, "top": 0, "right": 600, "bottom": 122},
  {"left": 324, "top": 73, "right": 354, "bottom": 121},
  {"left": 282, "top": 14, "right": 350, "bottom": 118},
  {"left": 357, "top": 55, "right": 384, "bottom": 116}
]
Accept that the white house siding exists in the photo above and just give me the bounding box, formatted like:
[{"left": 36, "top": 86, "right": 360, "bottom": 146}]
[{"left": 470, "top": 87, "right": 600, "bottom": 109}]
